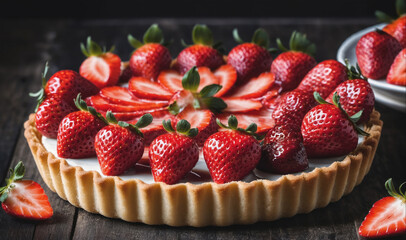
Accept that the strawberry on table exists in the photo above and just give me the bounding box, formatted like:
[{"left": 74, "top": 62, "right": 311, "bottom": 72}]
[
  {"left": 95, "top": 112, "right": 152, "bottom": 176},
  {"left": 57, "top": 94, "right": 108, "bottom": 159},
  {"left": 301, "top": 92, "right": 369, "bottom": 158},
  {"left": 79, "top": 37, "right": 122, "bottom": 89},
  {"left": 227, "top": 28, "right": 273, "bottom": 84},
  {"left": 203, "top": 115, "right": 264, "bottom": 184},
  {"left": 356, "top": 30, "right": 402, "bottom": 80},
  {"left": 271, "top": 31, "right": 317, "bottom": 92},
  {"left": 128, "top": 24, "right": 172, "bottom": 81},
  {"left": 387, "top": 48, "right": 406, "bottom": 86},
  {"left": 149, "top": 119, "right": 199, "bottom": 184},
  {"left": 359, "top": 178, "right": 406, "bottom": 238},
  {"left": 376, "top": 0, "right": 406, "bottom": 48},
  {"left": 0, "top": 162, "right": 53, "bottom": 220},
  {"left": 176, "top": 24, "right": 225, "bottom": 75}
]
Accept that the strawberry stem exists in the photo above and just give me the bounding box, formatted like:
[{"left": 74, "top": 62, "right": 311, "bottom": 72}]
[
  {"left": 0, "top": 161, "right": 25, "bottom": 203},
  {"left": 216, "top": 115, "right": 265, "bottom": 140},
  {"left": 29, "top": 62, "right": 49, "bottom": 112},
  {"left": 74, "top": 94, "right": 109, "bottom": 125}
]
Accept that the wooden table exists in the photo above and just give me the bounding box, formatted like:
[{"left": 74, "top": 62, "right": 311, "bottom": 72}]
[{"left": 1, "top": 18, "right": 405, "bottom": 240}]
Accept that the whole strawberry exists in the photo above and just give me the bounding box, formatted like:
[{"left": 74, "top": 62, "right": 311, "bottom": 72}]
[
  {"left": 57, "top": 94, "right": 108, "bottom": 159},
  {"left": 326, "top": 62, "right": 375, "bottom": 124},
  {"left": 228, "top": 28, "right": 273, "bottom": 84},
  {"left": 128, "top": 24, "right": 172, "bottom": 81},
  {"left": 258, "top": 124, "right": 308, "bottom": 174},
  {"left": 149, "top": 119, "right": 199, "bottom": 184},
  {"left": 176, "top": 24, "right": 225, "bottom": 75},
  {"left": 301, "top": 92, "right": 368, "bottom": 158},
  {"left": 203, "top": 115, "right": 263, "bottom": 184},
  {"left": 296, "top": 59, "right": 347, "bottom": 98},
  {"left": 376, "top": 0, "right": 406, "bottom": 48},
  {"left": 95, "top": 113, "right": 152, "bottom": 176},
  {"left": 0, "top": 162, "right": 53, "bottom": 220},
  {"left": 387, "top": 48, "right": 406, "bottom": 86},
  {"left": 79, "top": 37, "right": 122, "bottom": 89},
  {"left": 271, "top": 31, "right": 317, "bottom": 92},
  {"left": 356, "top": 30, "right": 402, "bottom": 79}
]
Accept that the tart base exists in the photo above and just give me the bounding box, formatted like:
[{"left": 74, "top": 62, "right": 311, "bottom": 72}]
[{"left": 24, "top": 110, "right": 383, "bottom": 227}]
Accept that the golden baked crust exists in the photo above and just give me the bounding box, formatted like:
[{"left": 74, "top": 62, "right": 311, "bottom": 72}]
[{"left": 24, "top": 110, "right": 383, "bottom": 227}]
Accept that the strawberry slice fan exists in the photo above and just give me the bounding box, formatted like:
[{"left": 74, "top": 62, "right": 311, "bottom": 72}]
[{"left": 87, "top": 64, "right": 276, "bottom": 137}]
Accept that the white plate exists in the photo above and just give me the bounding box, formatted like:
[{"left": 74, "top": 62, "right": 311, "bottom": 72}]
[{"left": 337, "top": 23, "right": 406, "bottom": 112}]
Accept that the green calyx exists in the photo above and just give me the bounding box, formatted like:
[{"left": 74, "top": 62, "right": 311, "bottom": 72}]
[
  {"left": 81, "top": 37, "right": 115, "bottom": 57},
  {"left": 162, "top": 119, "right": 198, "bottom": 138},
  {"left": 181, "top": 24, "right": 224, "bottom": 52},
  {"left": 128, "top": 23, "right": 169, "bottom": 49},
  {"left": 375, "top": 0, "right": 406, "bottom": 23},
  {"left": 106, "top": 111, "right": 153, "bottom": 138},
  {"left": 276, "top": 31, "right": 316, "bottom": 56},
  {"left": 74, "top": 94, "right": 109, "bottom": 125},
  {"left": 0, "top": 161, "right": 25, "bottom": 203},
  {"left": 233, "top": 28, "right": 271, "bottom": 50},
  {"left": 168, "top": 66, "right": 227, "bottom": 115},
  {"left": 29, "top": 62, "right": 49, "bottom": 112},
  {"left": 216, "top": 115, "right": 265, "bottom": 140},
  {"left": 345, "top": 59, "right": 367, "bottom": 80},
  {"left": 313, "top": 91, "right": 369, "bottom": 136},
  {"left": 385, "top": 178, "right": 406, "bottom": 203}
]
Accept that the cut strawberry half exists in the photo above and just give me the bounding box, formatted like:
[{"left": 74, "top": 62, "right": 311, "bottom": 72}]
[
  {"left": 1, "top": 162, "right": 53, "bottom": 220},
  {"left": 222, "top": 98, "right": 263, "bottom": 113},
  {"left": 99, "top": 86, "right": 168, "bottom": 107},
  {"left": 359, "top": 178, "right": 406, "bottom": 238},
  {"left": 213, "top": 64, "right": 237, "bottom": 97},
  {"left": 227, "top": 72, "right": 275, "bottom": 99},
  {"left": 87, "top": 95, "right": 167, "bottom": 112},
  {"left": 157, "top": 69, "right": 183, "bottom": 93},
  {"left": 128, "top": 76, "right": 173, "bottom": 100}
]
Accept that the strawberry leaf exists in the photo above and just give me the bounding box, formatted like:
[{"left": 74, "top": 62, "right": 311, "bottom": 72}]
[
  {"left": 182, "top": 66, "right": 200, "bottom": 92},
  {"left": 162, "top": 119, "right": 175, "bottom": 133},
  {"left": 232, "top": 29, "right": 245, "bottom": 44},
  {"left": 199, "top": 84, "right": 222, "bottom": 98},
  {"left": 134, "top": 113, "right": 153, "bottom": 129},
  {"left": 143, "top": 24, "right": 164, "bottom": 44},
  {"left": 192, "top": 24, "right": 213, "bottom": 46},
  {"left": 251, "top": 28, "right": 270, "bottom": 49}
]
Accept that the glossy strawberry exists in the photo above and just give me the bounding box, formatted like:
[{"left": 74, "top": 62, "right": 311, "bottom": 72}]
[
  {"left": 296, "top": 59, "right": 347, "bottom": 98},
  {"left": 327, "top": 63, "right": 375, "bottom": 124},
  {"left": 359, "top": 178, "right": 406, "bottom": 238},
  {"left": 271, "top": 31, "right": 317, "bottom": 92},
  {"left": 227, "top": 28, "right": 273, "bottom": 84},
  {"left": 258, "top": 124, "right": 308, "bottom": 174},
  {"left": 387, "top": 48, "right": 406, "bottom": 86},
  {"left": 176, "top": 24, "right": 224, "bottom": 74},
  {"left": 57, "top": 94, "right": 107, "bottom": 158},
  {"left": 203, "top": 115, "right": 263, "bottom": 184},
  {"left": 301, "top": 92, "right": 368, "bottom": 158},
  {"left": 128, "top": 24, "right": 172, "bottom": 80},
  {"left": 95, "top": 113, "right": 152, "bottom": 176},
  {"left": 149, "top": 119, "right": 199, "bottom": 184},
  {"left": 0, "top": 162, "right": 53, "bottom": 220},
  {"left": 376, "top": 0, "right": 406, "bottom": 48},
  {"left": 356, "top": 30, "right": 402, "bottom": 79},
  {"left": 79, "top": 37, "right": 121, "bottom": 89}
]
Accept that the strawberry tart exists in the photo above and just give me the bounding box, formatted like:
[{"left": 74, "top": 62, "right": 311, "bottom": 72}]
[{"left": 24, "top": 24, "right": 382, "bottom": 226}]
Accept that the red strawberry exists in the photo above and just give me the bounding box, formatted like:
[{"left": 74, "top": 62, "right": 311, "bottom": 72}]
[
  {"left": 176, "top": 24, "right": 224, "bottom": 74},
  {"left": 203, "top": 115, "right": 263, "bottom": 183},
  {"left": 327, "top": 62, "right": 375, "bottom": 124},
  {"left": 79, "top": 37, "right": 121, "bottom": 89},
  {"left": 128, "top": 76, "right": 173, "bottom": 100},
  {"left": 261, "top": 86, "right": 284, "bottom": 110},
  {"left": 376, "top": 1, "right": 406, "bottom": 48},
  {"left": 227, "top": 28, "right": 273, "bottom": 84},
  {"left": 95, "top": 113, "right": 152, "bottom": 176},
  {"left": 296, "top": 59, "right": 347, "bottom": 98},
  {"left": 222, "top": 98, "right": 263, "bottom": 113},
  {"left": 118, "top": 61, "right": 133, "bottom": 83},
  {"left": 301, "top": 92, "right": 368, "bottom": 158},
  {"left": 356, "top": 30, "right": 402, "bottom": 79},
  {"left": 57, "top": 94, "right": 107, "bottom": 158},
  {"left": 271, "top": 31, "right": 317, "bottom": 92},
  {"left": 387, "top": 48, "right": 406, "bottom": 86},
  {"left": 0, "top": 162, "right": 53, "bottom": 220},
  {"left": 128, "top": 111, "right": 171, "bottom": 145},
  {"left": 213, "top": 64, "right": 237, "bottom": 97},
  {"left": 358, "top": 178, "right": 406, "bottom": 238},
  {"left": 258, "top": 124, "right": 308, "bottom": 174},
  {"left": 149, "top": 119, "right": 199, "bottom": 184},
  {"left": 35, "top": 94, "right": 76, "bottom": 139},
  {"left": 226, "top": 72, "right": 275, "bottom": 99},
  {"left": 128, "top": 24, "right": 172, "bottom": 80}
]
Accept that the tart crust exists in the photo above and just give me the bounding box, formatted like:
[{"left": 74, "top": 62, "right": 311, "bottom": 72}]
[{"left": 24, "top": 110, "right": 383, "bottom": 227}]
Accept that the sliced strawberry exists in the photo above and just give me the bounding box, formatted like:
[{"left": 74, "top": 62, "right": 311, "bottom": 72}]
[
  {"left": 128, "top": 111, "right": 171, "bottom": 145},
  {"left": 227, "top": 72, "right": 275, "bottom": 99},
  {"left": 196, "top": 66, "right": 219, "bottom": 91},
  {"left": 128, "top": 76, "right": 173, "bottom": 100},
  {"left": 261, "top": 86, "right": 284, "bottom": 110},
  {"left": 99, "top": 86, "right": 168, "bottom": 107},
  {"left": 223, "top": 98, "right": 263, "bottom": 113},
  {"left": 213, "top": 64, "right": 237, "bottom": 97},
  {"left": 97, "top": 108, "right": 168, "bottom": 121},
  {"left": 87, "top": 95, "right": 167, "bottom": 112},
  {"left": 157, "top": 69, "right": 183, "bottom": 93},
  {"left": 1, "top": 162, "right": 53, "bottom": 220}
]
